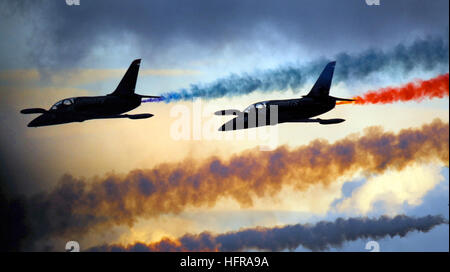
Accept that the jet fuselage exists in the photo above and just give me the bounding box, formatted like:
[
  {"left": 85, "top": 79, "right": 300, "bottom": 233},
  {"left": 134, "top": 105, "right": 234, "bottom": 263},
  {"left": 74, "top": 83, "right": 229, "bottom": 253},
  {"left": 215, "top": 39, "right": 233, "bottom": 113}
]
[
  {"left": 27, "top": 95, "right": 142, "bottom": 127},
  {"left": 217, "top": 61, "right": 353, "bottom": 131},
  {"left": 218, "top": 96, "right": 336, "bottom": 131},
  {"left": 263, "top": 96, "right": 335, "bottom": 123}
]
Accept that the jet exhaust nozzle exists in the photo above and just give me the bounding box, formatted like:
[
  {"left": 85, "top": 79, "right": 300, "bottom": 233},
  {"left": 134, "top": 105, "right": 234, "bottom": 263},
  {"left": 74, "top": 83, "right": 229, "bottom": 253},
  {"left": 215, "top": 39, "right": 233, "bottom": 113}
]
[{"left": 329, "top": 96, "right": 355, "bottom": 102}]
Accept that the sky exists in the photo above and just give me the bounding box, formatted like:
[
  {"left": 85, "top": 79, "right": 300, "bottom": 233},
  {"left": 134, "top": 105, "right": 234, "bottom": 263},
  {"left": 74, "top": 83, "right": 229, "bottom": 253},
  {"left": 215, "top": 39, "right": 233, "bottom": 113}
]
[{"left": 0, "top": 0, "right": 448, "bottom": 252}]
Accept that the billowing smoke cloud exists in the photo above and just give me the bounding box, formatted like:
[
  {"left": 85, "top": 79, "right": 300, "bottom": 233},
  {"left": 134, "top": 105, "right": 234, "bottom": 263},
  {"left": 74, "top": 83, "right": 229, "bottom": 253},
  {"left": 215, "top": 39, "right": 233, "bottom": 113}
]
[
  {"left": 4, "top": 119, "right": 447, "bottom": 250},
  {"left": 161, "top": 36, "right": 449, "bottom": 102},
  {"left": 337, "top": 73, "right": 449, "bottom": 105},
  {"left": 88, "top": 215, "right": 448, "bottom": 252},
  {"left": 2, "top": 1, "right": 448, "bottom": 70}
]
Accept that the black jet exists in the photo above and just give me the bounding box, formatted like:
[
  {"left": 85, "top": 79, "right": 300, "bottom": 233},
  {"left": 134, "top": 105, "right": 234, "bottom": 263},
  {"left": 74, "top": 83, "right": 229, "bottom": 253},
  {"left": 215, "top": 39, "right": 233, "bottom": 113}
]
[
  {"left": 21, "top": 59, "right": 161, "bottom": 127},
  {"left": 216, "top": 61, "right": 354, "bottom": 131}
]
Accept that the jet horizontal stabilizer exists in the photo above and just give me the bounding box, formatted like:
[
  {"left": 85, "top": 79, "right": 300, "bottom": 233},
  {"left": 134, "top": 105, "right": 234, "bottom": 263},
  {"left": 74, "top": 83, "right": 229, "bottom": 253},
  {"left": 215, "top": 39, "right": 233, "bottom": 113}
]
[
  {"left": 214, "top": 109, "right": 242, "bottom": 116},
  {"left": 137, "top": 94, "right": 163, "bottom": 99},
  {"left": 20, "top": 108, "right": 47, "bottom": 114},
  {"left": 292, "top": 118, "right": 346, "bottom": 124}
]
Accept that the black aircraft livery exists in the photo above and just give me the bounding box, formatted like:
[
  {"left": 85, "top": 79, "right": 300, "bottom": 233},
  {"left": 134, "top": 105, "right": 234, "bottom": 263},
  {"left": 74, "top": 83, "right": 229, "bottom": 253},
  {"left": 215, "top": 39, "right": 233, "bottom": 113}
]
[
  {"left": 21, "top": 59, "right": 161, "bottom": 127},
  {"left": 216, "top": 61, "right": 355, "bottom": 131}
]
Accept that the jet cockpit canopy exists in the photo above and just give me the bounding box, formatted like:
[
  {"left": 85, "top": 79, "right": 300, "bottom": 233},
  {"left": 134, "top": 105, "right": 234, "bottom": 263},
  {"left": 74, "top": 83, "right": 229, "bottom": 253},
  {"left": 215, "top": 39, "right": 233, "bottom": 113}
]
[
  {"left": 244, "top": 102, "right": 266, "bottom": 113},
  {"left": 50, "top": 98, "right": 74, "bottom": 111}
]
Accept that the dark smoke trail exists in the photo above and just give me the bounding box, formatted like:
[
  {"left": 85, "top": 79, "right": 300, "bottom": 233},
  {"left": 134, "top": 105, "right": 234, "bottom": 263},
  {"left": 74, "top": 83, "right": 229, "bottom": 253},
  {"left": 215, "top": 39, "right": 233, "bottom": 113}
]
[
  {"left": 5, "top": 119, "right": 449, "bottom": 249},
  {"left": 162, "top": 36, "right": 449, "bottom": 102},
  {"left": 4, "top": 119, "right": 449, "bottom": 250},
  {"left": 88, "top": 214, "right": 448, "bottom": 252}
]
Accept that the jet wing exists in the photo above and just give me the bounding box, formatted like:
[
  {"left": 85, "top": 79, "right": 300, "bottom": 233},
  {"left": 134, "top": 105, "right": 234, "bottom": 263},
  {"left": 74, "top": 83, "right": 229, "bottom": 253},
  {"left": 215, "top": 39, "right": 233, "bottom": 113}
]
[
  {"left": 93, "top": 113, "right": 154, "bottom": 120},
  {"left": 216, "top": 109, "right": 248, "bottom": 131},
  {"left": 218, "top": 117, "right": 242, "bottom": 131},
  {"left": 218, "top": 117, "right": 345, "bottom": 131}
]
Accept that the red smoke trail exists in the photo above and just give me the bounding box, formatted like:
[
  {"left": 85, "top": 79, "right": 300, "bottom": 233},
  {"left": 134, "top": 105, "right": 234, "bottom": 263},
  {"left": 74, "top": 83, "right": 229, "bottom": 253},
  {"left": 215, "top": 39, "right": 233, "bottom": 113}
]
[{"left": 337, "top": 73, "right": 449, "bottom": 105}]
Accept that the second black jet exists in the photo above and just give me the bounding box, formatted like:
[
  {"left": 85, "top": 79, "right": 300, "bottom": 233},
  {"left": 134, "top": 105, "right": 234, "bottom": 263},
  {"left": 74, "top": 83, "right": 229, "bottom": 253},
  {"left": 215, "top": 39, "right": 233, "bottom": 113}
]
[
  {"left": 21, "top": 59, "right": 161, "bottom": 127},
  {"left": 216, "top": 61, "right": 354, "bottom": 131}
]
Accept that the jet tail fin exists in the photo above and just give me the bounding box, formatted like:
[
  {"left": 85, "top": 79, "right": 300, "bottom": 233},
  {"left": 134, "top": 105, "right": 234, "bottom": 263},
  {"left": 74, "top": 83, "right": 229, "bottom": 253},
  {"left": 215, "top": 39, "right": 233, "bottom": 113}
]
[
  {"left": 109, "top": 59, "right": 141, "bottom": 97},
  {"left": 305, "top": 61, "right": 336, "bottom": 98}
]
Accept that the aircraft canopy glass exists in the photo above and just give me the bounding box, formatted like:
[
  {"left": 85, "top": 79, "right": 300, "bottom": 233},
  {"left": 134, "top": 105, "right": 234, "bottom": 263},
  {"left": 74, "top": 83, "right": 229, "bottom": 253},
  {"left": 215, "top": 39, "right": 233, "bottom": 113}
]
[
  {"left": 244, "top": 102, "right": 266, "bottom": 112},
  {"left": 50, "top": 98, "right": 74, "bottom": 110}
]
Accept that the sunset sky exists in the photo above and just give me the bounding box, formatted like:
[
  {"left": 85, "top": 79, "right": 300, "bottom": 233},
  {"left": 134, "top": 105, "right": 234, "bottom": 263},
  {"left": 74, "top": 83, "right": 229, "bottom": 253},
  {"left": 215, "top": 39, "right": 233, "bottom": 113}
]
[{"left": 0, "top": 0, "right": 448, "bottom": 252}]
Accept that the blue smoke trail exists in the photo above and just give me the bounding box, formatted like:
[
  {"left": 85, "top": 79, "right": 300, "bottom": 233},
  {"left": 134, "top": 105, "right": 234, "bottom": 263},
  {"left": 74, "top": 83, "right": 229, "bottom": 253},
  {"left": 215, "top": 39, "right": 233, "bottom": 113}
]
[
  {"left": 161, "top": 35, "right": 449, "bottom": 102},
  {"left": 142, "top": 97, "right": 165, "bottom": 103}
]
